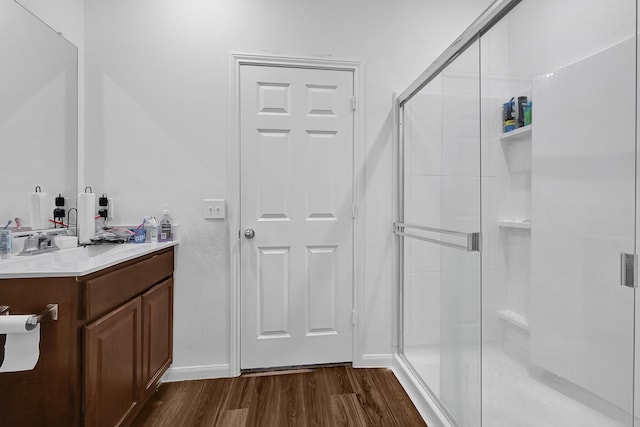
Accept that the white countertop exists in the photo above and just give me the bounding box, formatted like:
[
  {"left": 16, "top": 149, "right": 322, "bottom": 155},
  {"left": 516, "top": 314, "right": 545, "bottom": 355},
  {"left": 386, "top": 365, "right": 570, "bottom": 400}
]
[{"left": 0, "top": 241, "right": 178, "bottom": 279}]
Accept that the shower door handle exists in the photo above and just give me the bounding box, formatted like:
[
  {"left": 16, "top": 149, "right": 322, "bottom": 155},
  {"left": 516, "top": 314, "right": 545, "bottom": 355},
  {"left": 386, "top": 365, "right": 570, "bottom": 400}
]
[
  {"left": 393, "top": 222, "right": 481, "bottom": 252},
  {"left": 621, "top": 252, "right": 638, "bottom": 288}
]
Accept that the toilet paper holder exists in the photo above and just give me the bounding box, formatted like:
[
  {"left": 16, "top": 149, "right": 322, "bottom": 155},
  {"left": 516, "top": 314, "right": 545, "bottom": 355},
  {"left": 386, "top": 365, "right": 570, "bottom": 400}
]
[
  {"left": 27, "top": 304, "right": 58, "bottom": 326},
  {"left": 0, "top": 304, "right": 58, "bottom": 324}
]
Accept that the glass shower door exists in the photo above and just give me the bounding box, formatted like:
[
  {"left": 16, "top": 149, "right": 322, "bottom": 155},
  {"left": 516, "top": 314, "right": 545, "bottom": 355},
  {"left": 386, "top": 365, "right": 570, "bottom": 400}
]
[
  {"left": 400, "top": 40, "right": 481, "bottom": 426},
  {"left": 479, "top": 1, "right": 637, "bottom": 425}
]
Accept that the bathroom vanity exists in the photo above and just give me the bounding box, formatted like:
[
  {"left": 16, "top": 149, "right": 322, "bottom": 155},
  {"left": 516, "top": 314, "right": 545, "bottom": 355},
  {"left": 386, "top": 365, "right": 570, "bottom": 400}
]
[{"left": 0, "top": 242, "right": 176, "bottom": 427}]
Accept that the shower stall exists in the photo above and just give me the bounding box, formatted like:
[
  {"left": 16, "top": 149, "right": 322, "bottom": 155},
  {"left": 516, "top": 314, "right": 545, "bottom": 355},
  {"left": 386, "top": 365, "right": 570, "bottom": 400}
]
[{"left": 394, "top": 0, "right": 640, "bottom": 425}]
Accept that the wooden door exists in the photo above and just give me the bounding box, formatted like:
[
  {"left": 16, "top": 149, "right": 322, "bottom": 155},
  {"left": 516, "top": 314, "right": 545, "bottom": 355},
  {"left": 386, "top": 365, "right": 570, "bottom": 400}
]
[
  {"left": 240, "top": 64, "right": 354, "bottom": 369},
  {"left": 84, "top": 297, "right": 142, "bottom": 427},
  {"left": 141, "top": 278, "right": 173, "bottom": 396}
]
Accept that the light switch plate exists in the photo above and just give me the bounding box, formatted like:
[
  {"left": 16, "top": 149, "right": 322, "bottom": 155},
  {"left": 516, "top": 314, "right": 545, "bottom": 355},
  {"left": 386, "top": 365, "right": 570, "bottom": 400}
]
[{"left": 203, "top": 199, "right": 225, "bottom": 219}]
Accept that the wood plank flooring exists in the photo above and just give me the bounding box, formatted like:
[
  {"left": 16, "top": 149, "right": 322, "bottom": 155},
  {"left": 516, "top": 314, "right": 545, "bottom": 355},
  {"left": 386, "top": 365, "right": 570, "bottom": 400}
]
[{"left": 132, "top": 366, "right": 427, "bottom": 426}]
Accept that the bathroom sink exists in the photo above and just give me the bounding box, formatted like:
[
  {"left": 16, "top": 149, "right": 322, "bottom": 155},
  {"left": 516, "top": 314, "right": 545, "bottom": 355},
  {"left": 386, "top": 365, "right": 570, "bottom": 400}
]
[
  {"left": 0, "top": 241, "right": 176, "bottom": 278},
  {"left": 56, "top": 243, "right": 146, "bottom": 263},
  {"left": 7, "top": 245, "right": 117, "bottom": 267},
  {"left": 82, "top": 244, "right": 132, "bottom": 258}
]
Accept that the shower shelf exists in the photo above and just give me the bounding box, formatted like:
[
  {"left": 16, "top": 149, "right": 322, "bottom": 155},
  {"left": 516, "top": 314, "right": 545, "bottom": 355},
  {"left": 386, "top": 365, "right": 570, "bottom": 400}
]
[
  {"left": 498, "top": 219, "right": 531, "bottom": 230},
  {"left": 499, "top": 124, "right": 532, "bottom": 142},
  {"left": 497, "top": 309, "right": 530, "bottom": 332}
]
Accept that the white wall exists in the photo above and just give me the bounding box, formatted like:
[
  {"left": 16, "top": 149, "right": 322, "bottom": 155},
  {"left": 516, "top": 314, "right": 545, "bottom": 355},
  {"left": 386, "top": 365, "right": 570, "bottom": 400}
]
[{"left": 82, "top": 0, "right": 493, "bottom": 377}]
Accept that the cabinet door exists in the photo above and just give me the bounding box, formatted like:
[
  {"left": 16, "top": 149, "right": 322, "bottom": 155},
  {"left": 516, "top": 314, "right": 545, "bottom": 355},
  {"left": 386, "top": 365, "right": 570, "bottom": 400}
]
[
  {"left": 142, "top": 278, "right": 173, "bottom": 396},
  {"left": 84, "top": 297, "right": 142, "bottom": 427}
]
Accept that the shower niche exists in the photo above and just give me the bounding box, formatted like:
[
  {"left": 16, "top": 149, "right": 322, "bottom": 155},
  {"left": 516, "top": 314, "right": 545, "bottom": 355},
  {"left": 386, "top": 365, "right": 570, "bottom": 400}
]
[{"left": 495, "top": 94, "right": 532, "bottom": 360}]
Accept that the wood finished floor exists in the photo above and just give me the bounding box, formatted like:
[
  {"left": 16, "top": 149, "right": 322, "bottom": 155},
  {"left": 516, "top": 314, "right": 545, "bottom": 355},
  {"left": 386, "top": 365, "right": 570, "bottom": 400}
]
[{"left": 132, "top": 366, "right": 427, "bottom": 426}]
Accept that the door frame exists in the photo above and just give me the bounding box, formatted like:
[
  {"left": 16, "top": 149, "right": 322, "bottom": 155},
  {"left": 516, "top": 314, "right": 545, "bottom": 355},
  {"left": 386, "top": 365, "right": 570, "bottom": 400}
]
[{"left": 228, "top": 53, "right": 364, "bottom": 376}]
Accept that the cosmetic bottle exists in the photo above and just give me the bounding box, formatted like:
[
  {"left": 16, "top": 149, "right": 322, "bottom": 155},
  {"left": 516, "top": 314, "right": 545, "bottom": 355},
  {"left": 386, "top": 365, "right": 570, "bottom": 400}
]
[
  {"left": 524, "top": 101, "right": 532, "bottom": 126},
  {"left": 517, "top": 96, "right": 528, "bottom": 128},
  {"left": 0, "top": 230, "right": 11, "bottom": 259},
  {"left": 158, "top": 206, "right": 173, "bottom": 242},
  {"left": 503, "top": 98, "right": 516, "bottom": 132},
  {"left": 144, "top": 217, "right": 158, "bottom": 243}
]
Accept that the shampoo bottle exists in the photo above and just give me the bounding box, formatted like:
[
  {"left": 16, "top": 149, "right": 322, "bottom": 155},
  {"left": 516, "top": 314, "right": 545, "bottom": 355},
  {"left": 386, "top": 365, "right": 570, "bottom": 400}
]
[
  {"left": 502, "top": 98, "right": 516, "bottom": 132},
  {"left": 517, "top": 96, "right": 528, "bottom": 128},
  {"left": 524, "top": 101, "right": 532, "bottom": 126},
  {"left": 158, "top": 206, "right": 173, "bottom": 242}
]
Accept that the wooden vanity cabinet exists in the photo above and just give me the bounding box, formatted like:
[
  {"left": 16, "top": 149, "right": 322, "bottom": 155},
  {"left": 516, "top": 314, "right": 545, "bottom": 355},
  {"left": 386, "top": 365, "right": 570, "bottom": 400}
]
[
  {"left": 0, "top": 247, "right": 174, "bottom": 427},
  {"left": 82, "top": 249, "right": 174, "bottom": 427},
  {"left": 84, "top": 297, "right": 143, "bottom": 427},
  {"left": 83, "top": 277, "right": 174, "bottom": 427}
]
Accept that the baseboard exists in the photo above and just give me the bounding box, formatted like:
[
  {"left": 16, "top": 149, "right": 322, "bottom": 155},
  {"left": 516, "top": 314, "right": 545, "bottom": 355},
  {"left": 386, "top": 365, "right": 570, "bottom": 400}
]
[
  {"left": 161, "top": 364, "right": 232, "bottom": 383},
  {"left": 392, "top": 354, "right": 453, "bottom": 427},
  {"left": 353, "top": 353, "right": 393, "bottom": 368}
]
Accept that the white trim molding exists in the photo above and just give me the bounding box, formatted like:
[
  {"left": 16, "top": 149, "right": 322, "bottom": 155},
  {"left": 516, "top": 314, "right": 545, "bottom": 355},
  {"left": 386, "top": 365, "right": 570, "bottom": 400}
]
[
  {"left": 228, "top": 53, "right": 365, "bottom": 376},
  {"left": 354, "top": 353, "right": 394, "bottom": 368},
  {"left": 162, "top": 364, "right": 231, "bottom": 383}
]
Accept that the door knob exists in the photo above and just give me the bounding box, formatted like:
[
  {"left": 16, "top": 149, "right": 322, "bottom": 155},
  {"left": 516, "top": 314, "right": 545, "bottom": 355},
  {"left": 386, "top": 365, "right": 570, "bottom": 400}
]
[{"left": 244, "top": 229, "right": 255, "bottom": 239}]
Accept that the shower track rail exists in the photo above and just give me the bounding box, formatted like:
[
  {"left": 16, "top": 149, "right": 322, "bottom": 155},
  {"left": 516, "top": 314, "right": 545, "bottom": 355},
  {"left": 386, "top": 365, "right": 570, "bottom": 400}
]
[
  {"left": 396, "top": 0, "right": 522, "bottom": 107},
  {"left": 393, "top": 222, "right": 481, "bottom": 252}
]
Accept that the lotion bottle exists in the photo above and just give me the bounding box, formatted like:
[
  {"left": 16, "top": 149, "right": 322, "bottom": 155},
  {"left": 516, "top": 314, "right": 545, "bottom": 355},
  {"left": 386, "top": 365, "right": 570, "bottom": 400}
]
[{"left": 158, "top": 206, "right": 173, "bottom": 242}]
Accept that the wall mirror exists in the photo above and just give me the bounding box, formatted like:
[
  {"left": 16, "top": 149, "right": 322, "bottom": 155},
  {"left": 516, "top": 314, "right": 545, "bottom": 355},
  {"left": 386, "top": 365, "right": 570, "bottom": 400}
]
[{"left": 0, "top": 0, "right": 78, "bottom": 232}]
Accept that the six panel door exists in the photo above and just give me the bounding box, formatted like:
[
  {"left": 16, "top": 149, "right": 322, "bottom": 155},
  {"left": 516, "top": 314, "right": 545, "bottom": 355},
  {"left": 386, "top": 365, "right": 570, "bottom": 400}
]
[{"left": 240, "top": 65, "right": 355, "bottom": 369}]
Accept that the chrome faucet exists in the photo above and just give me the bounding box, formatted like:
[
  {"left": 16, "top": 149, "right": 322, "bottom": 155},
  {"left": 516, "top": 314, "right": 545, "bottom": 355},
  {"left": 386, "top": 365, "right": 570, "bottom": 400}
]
[
  {"left": 37, "top": 233, "right": 53, "bottom": 250},
  {"left": 19, "top": 232, "right": 61, "bottom": 256}
]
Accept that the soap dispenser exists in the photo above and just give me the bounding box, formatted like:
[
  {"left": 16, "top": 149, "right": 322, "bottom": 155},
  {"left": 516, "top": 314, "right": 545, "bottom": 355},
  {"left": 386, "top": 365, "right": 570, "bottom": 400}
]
[{"left": 158, "top": 206, "right": 173, "bottom": 242}]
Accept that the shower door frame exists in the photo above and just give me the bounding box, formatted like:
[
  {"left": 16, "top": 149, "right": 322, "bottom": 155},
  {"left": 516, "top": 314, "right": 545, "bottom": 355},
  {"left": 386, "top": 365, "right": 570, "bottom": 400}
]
[{"left": 393, "top": 0, "right": 523, "bottom": 425}]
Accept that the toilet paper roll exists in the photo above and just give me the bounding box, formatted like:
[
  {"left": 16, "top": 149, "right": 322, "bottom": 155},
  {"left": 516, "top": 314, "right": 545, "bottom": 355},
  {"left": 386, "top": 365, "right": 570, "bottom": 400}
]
[
  {"left": 78, "top": 192, "right": 96, "bottom": 244},
  {"left": 29, "top": 192, "right": 50, "bottom": 230},
  {"left": 0, "top": 315, "right": 37, "bottom": 334},
  {"left": 0, "top": 315, "right": 40, "bottom": 373}
]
